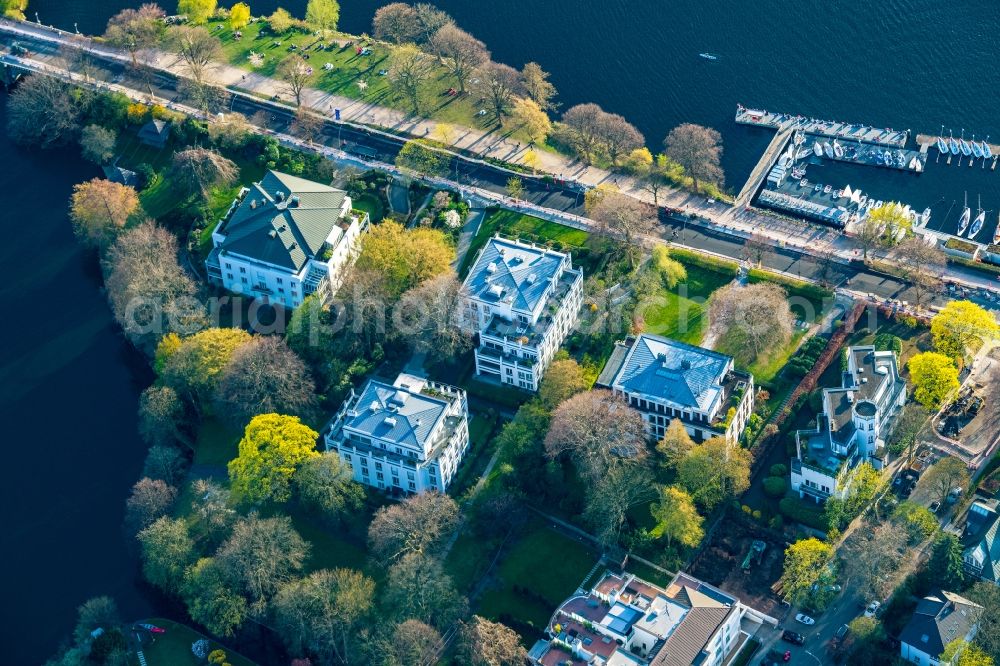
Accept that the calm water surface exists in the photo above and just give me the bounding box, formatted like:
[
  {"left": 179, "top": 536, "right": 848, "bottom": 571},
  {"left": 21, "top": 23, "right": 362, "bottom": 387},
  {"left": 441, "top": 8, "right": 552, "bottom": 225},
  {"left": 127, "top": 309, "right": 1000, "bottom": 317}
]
[{"left": 8, "top": 0, "right": 1000, "bottom": 660}]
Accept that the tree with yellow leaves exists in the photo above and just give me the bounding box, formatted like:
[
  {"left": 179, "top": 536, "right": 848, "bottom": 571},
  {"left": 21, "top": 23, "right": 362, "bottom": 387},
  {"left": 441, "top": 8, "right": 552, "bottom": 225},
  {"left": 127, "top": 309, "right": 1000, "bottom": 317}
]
[
  {"left": 160, "top": 328, "right": 252, "bottom": 407},
  {"left": 908, "top": 352, "right": 960, "bottom": 409},
  {"left": 228, "top": 414, "right": 320, "bottom": 503},
  {"left": 69, "top": 178, "right": 142, "bottom": 247},
  {"left": 931, "top": 300, "right": 999, "bottom": 364},
  {"left": 354, "top": 221, "right": 455, "bottom": 298},
  {"left": 229, "top": 2, "right": 250, "bottom": 29}
]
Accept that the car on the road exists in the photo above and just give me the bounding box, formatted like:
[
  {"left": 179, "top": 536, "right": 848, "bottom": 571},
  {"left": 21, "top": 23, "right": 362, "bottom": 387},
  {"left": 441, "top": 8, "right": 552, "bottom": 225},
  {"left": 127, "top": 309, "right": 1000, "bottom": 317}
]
[
  {"left": 761, "top": 649, "right": 792, "bottom": 664},
  {"left": 781, "top": 630, "right": 805, "bottom": 645},
  {"left": 795, "top": 613, "right": 816, "bottom": 626},
  {"left": 864, "top": 601, "right": 881, "bottom": 618}
]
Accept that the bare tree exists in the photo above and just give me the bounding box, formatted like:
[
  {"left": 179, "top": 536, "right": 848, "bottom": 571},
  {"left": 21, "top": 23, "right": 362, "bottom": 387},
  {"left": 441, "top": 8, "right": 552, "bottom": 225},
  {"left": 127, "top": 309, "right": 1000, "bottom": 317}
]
[
  {"left": 584, "top": 463, "right": 658, "bottom": 546},
  {"left": 385, "top": 552, "right": 468, "bottom": 628},
  {"left": 277, "top": 54, "right": 314, "bottom": 106},
  {"left": 598, "top": 112, "right": 645, "bottom": 166},
  {"left": 589, "top": 190, "right": 658, "bottom": 268},
  {"left": 373, "top": 2, "right": 421, "bottom": 44},
  {"left": 70, "top": 178, "right": 142, "bottom": 247},
  {"left": 920, "top": 456, "right": 970, "bottom": 505},
  {"left": 390, "top": 620, "right": 443, "bottom": 665},
  {"left": 177, "top": 79, "right": 228, "bottom": 114},
  {"left": 429, "top": 24, "right": 489, "bottom": 93},
  {"left": 473, "top": 61, "right": 523, "bottom": 125},
  {"left": 104, "top": 221, "right": 205, "bottom": 354},
  {"left": 894, "top": 237, "right": 947, "bottom": 307},
  {"left": 545, "top": 389, "right": 647, "bottom": 481},
  {"left": 845, "top": 523, "right": 907, "bottom": 603},
  {"left": 5, "top": 75, "right": 80, "bottom": 148},
  {"left": 125, "top": 477, "right": 177, "bottom": 531},
  {"left": 290, "top": 107, "right": 324, "bottom": 144},
  {"left": 562, "top": 103, "right": 606, "bottom": 163},
  {"left": 104, "top": 3, "right": 165, "bottom": 69},
  {"left": 368, "top": 492, "right": 461, "bottom": 564},
  {"left": 168, "top": 147, "right": 239, "bottom": 199},
  {"left": 394, "top": 273, "right": 475, "bottom": 364},
  {"left": 521, "top": 61, "right": 557, "bottom": 111},
  {"left": 389, "top": 44, "right": 433, "bottom": 113},
  {"left": 742, "top": 232, "right": 770, "bottom": 267},
  {"left": 459, "top": 616, "right": 527, "bottom": 666},
  {"left": 79, "top": 124, "right": 117, "bottom": 164},
  {"left": 412, "top": 3, "right": 454, "bottom": 44},
  {"left": 664, "top": 123, "right": 724, "bottom": 192},
  {"left": 171, "top": 25, "right": 222, "bottom": 85},
  {"left": 138, "top": 385, "right": 192, "bottom": 449},
  {"left": 214, "top": 336, "right": 318, "bottom": 427},
  {"left": 709, "top": 282, "right": 793, "bottom": 361}
]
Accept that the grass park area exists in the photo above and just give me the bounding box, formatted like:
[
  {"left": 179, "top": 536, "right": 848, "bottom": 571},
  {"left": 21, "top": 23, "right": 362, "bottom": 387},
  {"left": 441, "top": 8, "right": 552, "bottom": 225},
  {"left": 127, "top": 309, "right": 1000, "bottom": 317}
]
[
  {"left": 352, "top": 192, "right": 385, "bottom": 222},
  {"left": 640, "top": 260, "right": 733, "bottom": 345},
  {"left": 137, "top": 618, "right": 256, "bottom": 666},
  {"left": 467, "top": 517, "right": 599, "bottom": 639},
  {"left": 202, "top": 18, "right": 537, "bottom": 141}
]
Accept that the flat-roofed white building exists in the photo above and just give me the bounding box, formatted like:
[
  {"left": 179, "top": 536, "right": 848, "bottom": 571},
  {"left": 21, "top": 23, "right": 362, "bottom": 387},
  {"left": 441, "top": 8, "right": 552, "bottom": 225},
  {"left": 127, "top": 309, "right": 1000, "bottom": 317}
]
[
  {"left": 462, "top": 235, "right": 583, "bottom": 392},
  {"left": 206, "top": 170, "right": 368, "bottom": 308},
  {"left": 324, "top": 373, "right": 469, "bottom": 494}
]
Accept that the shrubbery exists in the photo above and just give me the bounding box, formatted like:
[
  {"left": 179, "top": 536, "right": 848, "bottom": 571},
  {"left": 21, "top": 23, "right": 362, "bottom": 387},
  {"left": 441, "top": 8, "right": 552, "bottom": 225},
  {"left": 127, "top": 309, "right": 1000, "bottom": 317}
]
[{"left": 778, "top": 497, "right": 830, "bottom": 532}]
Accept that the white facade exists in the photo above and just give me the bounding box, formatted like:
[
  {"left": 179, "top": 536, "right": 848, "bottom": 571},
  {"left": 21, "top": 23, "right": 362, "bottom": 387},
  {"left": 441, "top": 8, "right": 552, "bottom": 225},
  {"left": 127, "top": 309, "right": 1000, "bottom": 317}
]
[
  {"left": 791, "top": 346, "right": 906, "bottom": 502},
  {"left": 206, "top": 171, "right": 367, "bottom": 309},
  {"left": 463, "top": 235, "right": 583, "bottom": 392},
  {"left": 324, "top": 373, "right": 469, "bottom": 494}
]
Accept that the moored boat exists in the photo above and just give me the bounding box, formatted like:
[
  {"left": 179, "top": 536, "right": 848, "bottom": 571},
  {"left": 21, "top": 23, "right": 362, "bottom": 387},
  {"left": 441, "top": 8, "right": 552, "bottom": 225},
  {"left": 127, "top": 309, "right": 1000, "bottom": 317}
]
[
  {"left": 813, "top": 142, "right": 824, "bottom": 157},
  {"left": 958, "top": 192, "right": 971, "bottom": 235},
  {"left": 969, "top": 195, "right": 985, "bottom": 239},
  {"left": 972, "top": 135, "right": 984, "bottom": 159},
  {"left": 823, "top": 143, "right": 834, "bottom": 159},
  {"left": 984, "top": 136, "right": 993, "bottom": 160},
  {"left": 949, "top": 130, "right": 960, "bottom": 155},
  {"left": 920, "top": 207, "right": 931, "bottom": 227},
  {"left": 833, "top": 140, "right": 844, "bottom": 158}
]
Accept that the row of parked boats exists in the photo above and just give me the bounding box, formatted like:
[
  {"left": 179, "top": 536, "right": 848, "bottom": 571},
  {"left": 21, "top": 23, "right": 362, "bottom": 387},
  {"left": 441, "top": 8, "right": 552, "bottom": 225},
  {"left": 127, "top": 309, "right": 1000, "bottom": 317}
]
[
  {"left": 936, "top": 128, "right": 993, "bottom": 161},
  {"left": 799, "top": 132, "right": 924, "bottom": 172},
  {"left": 954, "top": 193, "right": 1000, "bottom": 244}
]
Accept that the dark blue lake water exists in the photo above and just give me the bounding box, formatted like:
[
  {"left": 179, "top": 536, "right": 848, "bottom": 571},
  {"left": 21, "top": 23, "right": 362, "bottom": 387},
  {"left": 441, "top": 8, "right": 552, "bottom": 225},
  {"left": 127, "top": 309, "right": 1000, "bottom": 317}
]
[{"left": 7, "top": 0, "right": 1000, "bottom": 660}]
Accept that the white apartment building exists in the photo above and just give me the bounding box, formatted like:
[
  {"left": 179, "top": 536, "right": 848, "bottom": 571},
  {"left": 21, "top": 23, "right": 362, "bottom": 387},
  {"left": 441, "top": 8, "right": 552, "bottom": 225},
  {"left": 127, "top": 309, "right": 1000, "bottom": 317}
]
[
  {"left": 791, "top": 345, "right": 906, "bottom": 502},
  {"left": 462, "top": 235, "right": 583, "bottom": 392},
  {"left": 598, "top": 334, "right": 755, "bottom": 445},
  {"left": 528, "top": 570, "right": 777, "bottom": 666},
  {"left": 324, "top": 373, "right": 469, "bottom": 494},
  {"left": 206, "top": 170, "right": 368, "bottom": 308}
]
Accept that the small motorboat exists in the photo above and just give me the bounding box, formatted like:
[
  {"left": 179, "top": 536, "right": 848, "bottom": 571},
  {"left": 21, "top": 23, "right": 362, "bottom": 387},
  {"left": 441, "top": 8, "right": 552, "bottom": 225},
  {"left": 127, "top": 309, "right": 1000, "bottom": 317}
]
[
  {"left": 920, "top": 207, "right": 932, "bottom": 226},
  {"left": 833, "top": 140, "right": 844, "bottom": 158},
  {"left": 823, "top": 143, "right": 835, "bottom": 159},
  {"left": 794, "top": 132, "right": 805, "bottom": 146},
  {"left": 859, "top": 194, "right": 868, "bottom": 205},
  {"left": 824, "top": 184, "right": 832, "bottom": 194},
  {"left": 136, "top": 623, "right": 166, "bottom": 634},
  {"left": 958, "top": 192, "right": 971, "bottom": 235},
  {"left": 813, "top": 142, "right": 824, "bottom": 157},
  {"left": 814, "top": 183, "right": 822, "bottom": 193},
  {"left": 883, "top": 152, "right": 893, "bottom": 166},
  {"left": 699, "top": 53, "right": 719, "bottom": 60}
]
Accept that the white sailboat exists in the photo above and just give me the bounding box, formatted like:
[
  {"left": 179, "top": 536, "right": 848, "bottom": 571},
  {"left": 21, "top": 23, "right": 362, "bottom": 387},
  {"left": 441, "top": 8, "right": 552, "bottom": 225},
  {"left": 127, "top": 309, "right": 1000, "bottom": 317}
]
[
  {"left": 813, "top": 142, "right": 824, "bottom": 158},
  {"left": 969, "top": 195, "right": 986, "bottom": 240},
  {"left": 920, "top": 208, "right": 931, "bottom": 227},
  {"left": 958, "top": 192, "right": 971, "bottom": 236},
  {"left": 832, "top": 140, "right": 844, "bottom": 158}
]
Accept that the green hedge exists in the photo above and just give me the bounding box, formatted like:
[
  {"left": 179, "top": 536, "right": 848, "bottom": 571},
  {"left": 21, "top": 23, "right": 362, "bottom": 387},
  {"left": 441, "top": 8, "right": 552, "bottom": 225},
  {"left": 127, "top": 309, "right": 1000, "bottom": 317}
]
[
  {"left": 763, "top": 476, "right": 789, "bottom": 498},
  {"left": 669, "top": 247, "right": 740, "bottom": 277},
  {"left": 948, "top": 256, "right": 1000, "bottom": 276},
  {"left": 779, "top": 497, "right": 830, "bottom": 532}
]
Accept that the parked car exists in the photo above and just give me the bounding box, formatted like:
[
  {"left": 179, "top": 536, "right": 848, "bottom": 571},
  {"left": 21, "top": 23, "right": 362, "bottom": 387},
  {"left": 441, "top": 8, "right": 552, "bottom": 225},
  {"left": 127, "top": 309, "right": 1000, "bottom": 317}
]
[
  {"left": 795, "top": 613, "right": 816, "bottom": 626},
  {"left": 929, "top": 500, "right": 941, "bottom": 513},
  {"left": 761, "top": 648, "right": 792, "bottom": 664},
  {"left": 864, "top": 601, "right": 881, "bottom": 618},
  {"left": 781, "top": 630, "right": 805, "bottom": 645},
  {"left": 836, "top": 624, "right": 850, "bottom": 639}
]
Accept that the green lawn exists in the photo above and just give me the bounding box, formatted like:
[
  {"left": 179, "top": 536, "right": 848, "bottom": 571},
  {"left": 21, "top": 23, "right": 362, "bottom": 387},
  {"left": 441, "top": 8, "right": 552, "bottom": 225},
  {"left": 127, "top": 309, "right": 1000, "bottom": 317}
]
[
  {"left": 447, "top": 413, "right": 501, "bottom": 498},
  {"left": 203, "top": 19, "right": 497, "bottom": 131},
  {"left": 137, "top": 618, "right": 256, "bottom": 666},
  {"left": 476, "top": 517, "right": 598, "bottom": 637},
  {"left": 459, "top": 208, "right": 590, "bottom": 276},
  {"left": 353, "top": 192, "right": 385, "bottom": 222},
  {"left": 641, "top": 263, "right": 733, "bottom": 345}
]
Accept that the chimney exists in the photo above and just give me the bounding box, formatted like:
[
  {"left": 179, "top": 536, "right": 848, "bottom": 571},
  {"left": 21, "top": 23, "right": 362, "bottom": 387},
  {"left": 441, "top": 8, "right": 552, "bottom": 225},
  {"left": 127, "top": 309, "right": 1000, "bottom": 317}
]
[
  {"left": 276, "top": 191, "right": 285, "bottom": 202},
  {"left": 290, "top": 196, "right": 300, "bottom": 207}
]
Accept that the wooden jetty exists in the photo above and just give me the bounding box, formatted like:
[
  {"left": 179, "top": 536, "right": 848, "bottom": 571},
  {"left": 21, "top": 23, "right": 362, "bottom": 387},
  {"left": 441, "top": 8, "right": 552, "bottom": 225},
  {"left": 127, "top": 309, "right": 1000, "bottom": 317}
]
[
  {"left": 735, "top": 128, "right": 791, "bottom": 207},
  {"left": 916, "top": 133, "right": 1000, "bottom": 159},
  {"left": 736, "top": 105, "right": 908, "bottom": 148}
]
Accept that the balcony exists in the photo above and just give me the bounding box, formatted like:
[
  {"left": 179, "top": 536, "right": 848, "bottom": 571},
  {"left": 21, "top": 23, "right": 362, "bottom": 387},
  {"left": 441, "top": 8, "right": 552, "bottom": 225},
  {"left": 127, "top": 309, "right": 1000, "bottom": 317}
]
[{"left": 476, "top": 345, "right": 538, "bottom": 370}]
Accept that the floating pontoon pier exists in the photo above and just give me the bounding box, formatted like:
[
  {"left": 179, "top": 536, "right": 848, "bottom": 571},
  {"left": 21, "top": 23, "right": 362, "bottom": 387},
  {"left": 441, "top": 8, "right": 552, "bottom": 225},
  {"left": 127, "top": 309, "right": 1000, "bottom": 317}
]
[{"left": 736, "top": 105, "right": 908, "bottom": 147}]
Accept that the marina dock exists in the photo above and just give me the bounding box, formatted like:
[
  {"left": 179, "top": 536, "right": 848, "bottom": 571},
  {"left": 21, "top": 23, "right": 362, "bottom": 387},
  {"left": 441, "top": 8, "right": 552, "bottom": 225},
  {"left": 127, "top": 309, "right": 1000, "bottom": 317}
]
[
  {"left": 736, "top": 105, "right": 908, "bottom": 148},
  {"left": 801, "top": 133, "right": 926, "bottom": 172},
  {"left": 735, "top": 128, "right": 792, "bottom": 207}
]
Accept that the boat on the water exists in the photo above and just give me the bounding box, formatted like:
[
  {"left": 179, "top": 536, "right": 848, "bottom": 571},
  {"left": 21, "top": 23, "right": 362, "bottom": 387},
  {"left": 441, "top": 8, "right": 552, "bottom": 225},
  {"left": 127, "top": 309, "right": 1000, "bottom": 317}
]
[
  {"left": 920, "top": 207, "right": 931, "bottom": 227},
  {"left": 832, "top": 140, "right": 844, "bottom": 158},
  {"left": 823, "top": 143, "right": 834, "bottom": 159},
  {"left": 960, "top": 130, "right": 973, "bottom": 156},
  {"left": 972, "top": 135, "right": 984, "bottom": 159},
  {"left": 970, "top": 195, "right": 986, "bottom": 239},
  {"left": 813, "top": 142, "right": 824, "bottom": 158},
  {"left": 937, "top": 136, "right": 949, "bottom": 153},
  {"left": 699, "top": 53, "right": 718, "bottom": 60},
  {"left": 984, "top": 137, "right": 993, "bottom": 160},
  {"left": 958, "top": 192, "right": 971, "bottom": 235},
  {"left": 949, "top": 130, "right": 961, "bottom": 155}
]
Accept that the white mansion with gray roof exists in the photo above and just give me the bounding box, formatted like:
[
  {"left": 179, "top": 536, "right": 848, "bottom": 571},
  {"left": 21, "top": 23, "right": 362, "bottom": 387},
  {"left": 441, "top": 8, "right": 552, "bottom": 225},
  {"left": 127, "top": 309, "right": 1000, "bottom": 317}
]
[
  {"left": 324, "top": 373, "right": 469, "bottom": 494},
  {"left": 206, "top": 170, "right": 368, "bottom": 308},
  {"left": 598, "top": 334, "right": 755, "bottom": 445},
  {"left": 791, "top": 345, "right": 906, "bottom": 503},
  {"left": 462, "top": 235, "right": 583, "bottom": 392}
]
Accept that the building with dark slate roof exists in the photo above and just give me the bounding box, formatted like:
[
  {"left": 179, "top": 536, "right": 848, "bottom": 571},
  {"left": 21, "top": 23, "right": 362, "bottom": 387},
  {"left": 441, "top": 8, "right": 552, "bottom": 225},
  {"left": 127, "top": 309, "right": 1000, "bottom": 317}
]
[
  {"left": 205, "top": 170, "right": 368, "bottom": 308},
  {"left": 528, "top": 569, "right": 776, "bottom": 666},
  {"left": 137, "top": 119, "right": 171, "bottom": 148},
  {"left": 462, "top": 235, "right": 583, "bottom": 392},
  {"left": 791, "top": 345, "right": 906, "bottom": 503},
  {"left": 899, "top": 590, "right": 982, "bottom": 666},
  {"left": 961, "top": 498, "right": 1000, "bottom": 583},
  {"left": 597, "top": 334, "right": 754, "bottom": 445},
  {"left": 324, "top": 373, "right": 469, "bottom": 494}
]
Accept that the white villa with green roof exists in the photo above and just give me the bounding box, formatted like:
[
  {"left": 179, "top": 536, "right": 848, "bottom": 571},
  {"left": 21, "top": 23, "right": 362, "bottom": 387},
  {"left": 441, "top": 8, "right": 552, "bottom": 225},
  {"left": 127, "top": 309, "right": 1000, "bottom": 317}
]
[
  {"left": 324, "top": 373, "right": 470, "bottom": 494},
  {"left": 791, "top": 345, "right": 906, "bottom": 503},
  {"left": 205, "top": 170, "right": 368, "bottom": 308},
  {"left": 462, "top": 235, "right": 584, "bottom": 392}
]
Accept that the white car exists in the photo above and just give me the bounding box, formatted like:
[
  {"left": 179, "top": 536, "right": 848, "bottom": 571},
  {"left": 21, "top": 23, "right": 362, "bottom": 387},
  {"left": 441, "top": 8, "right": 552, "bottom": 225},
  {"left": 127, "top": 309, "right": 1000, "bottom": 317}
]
[
  {"left": 863, "top": 601, "right": 881, "bottom": 618},
  {"left": 795, "top": 613, "right": 816, "bottom": 626}
]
